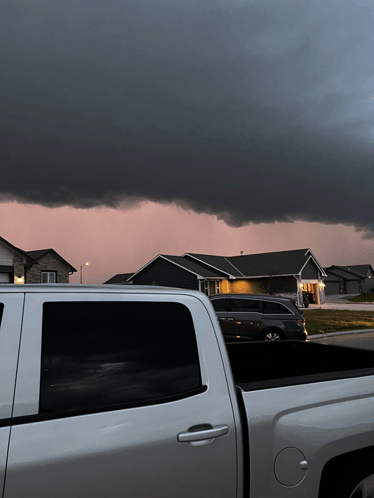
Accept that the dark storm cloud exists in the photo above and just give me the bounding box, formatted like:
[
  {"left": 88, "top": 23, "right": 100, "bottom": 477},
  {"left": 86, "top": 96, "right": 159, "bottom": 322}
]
[{"left": 1, "top": 0, "right": 374, "bottom": 235}]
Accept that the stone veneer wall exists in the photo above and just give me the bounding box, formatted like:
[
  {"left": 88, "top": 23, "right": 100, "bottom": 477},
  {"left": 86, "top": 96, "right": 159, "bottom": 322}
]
[
  {"left": 26, "top": 253, "right": 70, "bottom": 284},
  {"left": 13, "top": 254, "right": 27, "bottom": 283}
]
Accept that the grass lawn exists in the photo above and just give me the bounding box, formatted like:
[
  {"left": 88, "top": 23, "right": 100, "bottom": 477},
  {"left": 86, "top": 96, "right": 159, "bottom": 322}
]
[
  {"left": 303, "top": 309, "right": 374, "bottom": 335},
  {"left": 349, "top": 293, "right": 374, "bottom": 302}
]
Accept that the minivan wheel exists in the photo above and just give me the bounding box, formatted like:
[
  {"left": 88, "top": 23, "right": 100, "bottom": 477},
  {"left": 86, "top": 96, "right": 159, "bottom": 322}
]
[{"left": 262, "top": 330, "right": 283, "bottom": 341}]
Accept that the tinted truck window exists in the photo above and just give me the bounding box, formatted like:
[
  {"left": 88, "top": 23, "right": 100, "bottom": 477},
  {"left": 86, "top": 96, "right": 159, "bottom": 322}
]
[{"left": 40, "top": 301, "right": 202, "bottom": 414}]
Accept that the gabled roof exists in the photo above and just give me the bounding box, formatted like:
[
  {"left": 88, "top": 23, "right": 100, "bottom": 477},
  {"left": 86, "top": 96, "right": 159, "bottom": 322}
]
[
  {"left": 103, "top": 273, "right": 134, "bottom": 284},
  {"left": 343, "top": 264, "right": 374, "bottom": 277},
  {"left": 0, "top": 236, "right": 36, "bottom": 265},
  {"left": 129, "top": 254, "right": 227, "bottom": 281},
  {"left": 183, "top": 254, "right": 243, "bottom": 277},
  {"left": 163, "top": 255, "right": 226, "bottom": 278},
  {"left": 186, "top": 248, "right": 326, "bottom": 278},
  {"left": 25, "top": 248, "right": 77, "bottom": 273},
  {"left": 324, "top": 265, "right": 365, "bottom": 279}
]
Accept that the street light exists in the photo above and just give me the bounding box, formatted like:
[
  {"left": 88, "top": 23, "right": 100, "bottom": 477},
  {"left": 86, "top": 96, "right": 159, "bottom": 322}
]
[{"left": 80, "top": 262, "right": 89, "bottom": 284}]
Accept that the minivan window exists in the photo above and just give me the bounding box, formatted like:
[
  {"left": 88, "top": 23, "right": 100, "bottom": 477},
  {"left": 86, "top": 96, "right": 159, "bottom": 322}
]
[
  {"left": 231, "top": 299, "right": 260, "bottom": 312},
  {"left": 0, "top": 303, "right": 3, "bottom": 326},
  {"left": 263, "top": 301, "right": 293, "bottom": 314},
  {"left": 40, "top": 301, "right": 202, "bottom": 415},
  {"left": 211, "top": 299, "right": 227, "bottom": 312}
]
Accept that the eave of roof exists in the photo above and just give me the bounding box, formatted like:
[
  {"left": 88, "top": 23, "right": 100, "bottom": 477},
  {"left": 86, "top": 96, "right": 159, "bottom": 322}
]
[{"left": 0, "top": 236, "right": 37, "bottom": 264}]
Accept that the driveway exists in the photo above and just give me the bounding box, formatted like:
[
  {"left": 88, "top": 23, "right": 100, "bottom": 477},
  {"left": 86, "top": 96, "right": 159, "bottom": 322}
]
[{"left": 306, "top": 294, "right": 374, "bottom": 311}]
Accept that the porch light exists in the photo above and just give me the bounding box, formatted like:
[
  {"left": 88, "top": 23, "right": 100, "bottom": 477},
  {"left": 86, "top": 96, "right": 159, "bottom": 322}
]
[
  {"left": 319, "top": 282, "right": 325, "bottom": 288},
  {"left": 299, "top": 283, "right": 304, "bottom": 289}
]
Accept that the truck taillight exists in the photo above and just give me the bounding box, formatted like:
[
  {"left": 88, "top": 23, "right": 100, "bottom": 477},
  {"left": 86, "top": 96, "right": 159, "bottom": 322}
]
[{"left": 298, "top": 319, "right": 305, "bottom": 325}]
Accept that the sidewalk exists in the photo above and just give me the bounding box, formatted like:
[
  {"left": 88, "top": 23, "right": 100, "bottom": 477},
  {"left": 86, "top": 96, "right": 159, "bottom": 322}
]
[{"left": 304, "top": 303, "right": 374, "bottom": 311}]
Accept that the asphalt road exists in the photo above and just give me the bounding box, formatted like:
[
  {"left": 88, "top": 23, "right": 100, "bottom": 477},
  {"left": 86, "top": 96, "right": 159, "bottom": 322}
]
[{"left": 309, "top": 330, "right": 374, "bottom": 350}]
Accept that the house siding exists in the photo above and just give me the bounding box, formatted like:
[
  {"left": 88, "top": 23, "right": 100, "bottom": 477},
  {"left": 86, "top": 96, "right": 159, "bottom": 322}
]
[
  {"left": 0, "top": 244, "right": 14, "bottom": 265},
  {"left": 26, "top": 253, "right": 70, "bottom": 284},
  {"left": 220, "top": 277, "right": 296, "bottom": 295},
  {"left": 301, "top": 259, "right": 319, "bottom": 279},
  {"left": 131, "top": 258, "right": 199, "bottom": 290},
  {"left": 362, "top": 269, "right": 374, "bottom": 293}
]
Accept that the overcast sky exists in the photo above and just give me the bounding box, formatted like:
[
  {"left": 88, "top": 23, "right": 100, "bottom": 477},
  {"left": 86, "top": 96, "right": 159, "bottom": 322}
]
[{"left": 2, "top": 0, "right": 374, "bottom": 234}]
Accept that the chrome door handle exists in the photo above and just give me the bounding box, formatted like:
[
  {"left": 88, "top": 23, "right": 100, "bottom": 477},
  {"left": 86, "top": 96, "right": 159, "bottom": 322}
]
[
  {"left": 178, "top": 425, "right": 229, "bottom": 442},
  {"left": 218, "top": 317, "right": 226, "bottom": 321},
  {"left": 227, "top": 318, "right": 234, "bottom": 321}
]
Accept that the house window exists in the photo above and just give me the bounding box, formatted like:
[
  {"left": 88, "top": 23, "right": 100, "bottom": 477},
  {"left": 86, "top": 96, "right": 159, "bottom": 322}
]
[{"left": 41, "top": 272, "right": 57, "bottom": 284}]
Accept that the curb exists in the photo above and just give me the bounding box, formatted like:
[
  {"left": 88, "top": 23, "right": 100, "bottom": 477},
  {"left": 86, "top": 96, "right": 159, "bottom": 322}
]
[{"left": 309, "top": 329, "right": 374, "bottom": 340}]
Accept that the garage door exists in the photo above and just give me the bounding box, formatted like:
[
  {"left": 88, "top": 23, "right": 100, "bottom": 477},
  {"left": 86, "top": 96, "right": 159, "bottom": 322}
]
[
  {"left": 325, "top": 282, "right": 340, "bottom": 295},
  {"left": 346, "top": 280, "right": 360, "bottom": 294},
  {"left": 0, "top": 274, "right": 10, "bottom": 283}
]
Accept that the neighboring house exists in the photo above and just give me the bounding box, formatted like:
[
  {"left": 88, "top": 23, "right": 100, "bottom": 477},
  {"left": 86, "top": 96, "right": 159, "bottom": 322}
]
[
  {"left": 128, "top": 248, "right": 326, "bottom": 306},
  {"left": 0, "top": 236, "right": 77, "bottom": 284},
  {"left": 324, "top": 264, "right": 374, "bottom": 295},
  {"left": 103, "top": 273, "right": 134, "bottom": 284}
]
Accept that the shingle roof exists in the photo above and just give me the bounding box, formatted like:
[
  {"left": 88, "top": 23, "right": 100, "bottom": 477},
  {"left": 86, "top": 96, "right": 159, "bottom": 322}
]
[
  {"left": 25, "top": 249, "right": 50, "bottom": 260},
  {"left": 162, "top": 255, "right": 226, "bottom": 278},
  {"left": 342, "top": 264, "right": 373, "bottom": 277},
  {"left": 227, "top": 249, "right": 316, "bottom": 277},
  {"left": 324, "top": 265, "right": 365, "bottom": 278},
  {"left": 184, "top": 254, "right": 243, "bottom": 277},
  {"left": 0, "top": 236, "right": 36, "bottom": 264},
  {"left": 24, "top": 248, "right": 77, "bottom": 272},
  {"left": 186, "top": 248, "right": 322, "bottom": 278},
  {"left": 103, "top": 273, "right": 134, "bottom": 284}
]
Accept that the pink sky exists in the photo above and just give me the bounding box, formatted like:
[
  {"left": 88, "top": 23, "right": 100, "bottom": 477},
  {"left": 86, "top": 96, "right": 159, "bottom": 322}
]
[{"left": 1, "top": 201, "right": 373, "bottom": 284}]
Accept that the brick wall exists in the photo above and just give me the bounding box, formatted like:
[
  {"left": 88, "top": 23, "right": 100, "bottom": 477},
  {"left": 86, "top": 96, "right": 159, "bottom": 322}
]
[{"left": 26, "top": 253, "right": 71, "bottom": 284}]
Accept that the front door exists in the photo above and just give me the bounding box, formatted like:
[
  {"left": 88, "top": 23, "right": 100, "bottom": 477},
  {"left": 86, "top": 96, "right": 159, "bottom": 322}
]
[{"left": 4, "top": 293, "right": 238, "bottom": 498}]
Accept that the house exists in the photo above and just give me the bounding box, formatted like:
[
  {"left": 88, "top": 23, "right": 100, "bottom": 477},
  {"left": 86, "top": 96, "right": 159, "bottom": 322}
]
[
  {"left": 0, "top": 236, "right": 77, "bottom": 284},
  {"left": 324, "top": 264, "right": 374, "bottom": 295},
  {"left": 103, "top": 273, "right": 134, "bottom": 284},
  {"left": 128, "top": 248, "right": 326, "bottom": 306}
]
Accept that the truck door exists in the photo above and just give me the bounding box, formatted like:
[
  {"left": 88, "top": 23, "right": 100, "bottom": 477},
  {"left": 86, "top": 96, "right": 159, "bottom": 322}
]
[
  {"left": 4, "top": 293, "right": 238, "bottom": 498},
  {"left": 0, "top": 293, "right": 24, "bottom": 496}
]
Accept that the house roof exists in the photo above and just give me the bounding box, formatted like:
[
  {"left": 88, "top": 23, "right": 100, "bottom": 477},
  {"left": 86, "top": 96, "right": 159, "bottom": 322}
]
[
  {"left": 183, "top": 254, "right": 243, "bottom": 277},
  {"left": 0, "top": 236, "right": 37, "bottom": 265},
  {"left": 186, "top": 248, "right": 326, "bottom": 278},
  {"left": 162, "top": 255, "right": 226, "bottom": 278},
  {"left": 324, "top": 265, "right": 365, "bottom": 279},
  {"left": 25, "top": 248, "right": 77, "bottom": 272},
  {"left": 342, "top": 264, "right": 374, "bottom": 277},
  {"left": 103, "top": 273, "right": 134, "bottom": 284}
]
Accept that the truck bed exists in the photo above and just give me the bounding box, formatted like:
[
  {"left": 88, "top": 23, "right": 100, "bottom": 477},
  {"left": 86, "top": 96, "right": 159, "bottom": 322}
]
[{"left": 226, "top": 340, "right": 374, "bottom": 391}]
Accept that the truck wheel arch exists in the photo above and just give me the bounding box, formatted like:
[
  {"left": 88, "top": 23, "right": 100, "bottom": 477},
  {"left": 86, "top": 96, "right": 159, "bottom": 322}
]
[{"left": 319, "top": 446, "right": 374, "bottom": 498}]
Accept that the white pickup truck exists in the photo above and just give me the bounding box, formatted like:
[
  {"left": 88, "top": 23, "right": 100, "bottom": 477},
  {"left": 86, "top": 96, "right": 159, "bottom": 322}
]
[{"left": 1, "top": 284, "right": 374, "bottom": 498}]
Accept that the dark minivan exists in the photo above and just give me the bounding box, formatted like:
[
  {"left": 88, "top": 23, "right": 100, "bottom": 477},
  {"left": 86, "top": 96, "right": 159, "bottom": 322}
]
[{"left": 210, "top": 294, "right": 307, "bottom": 341}]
